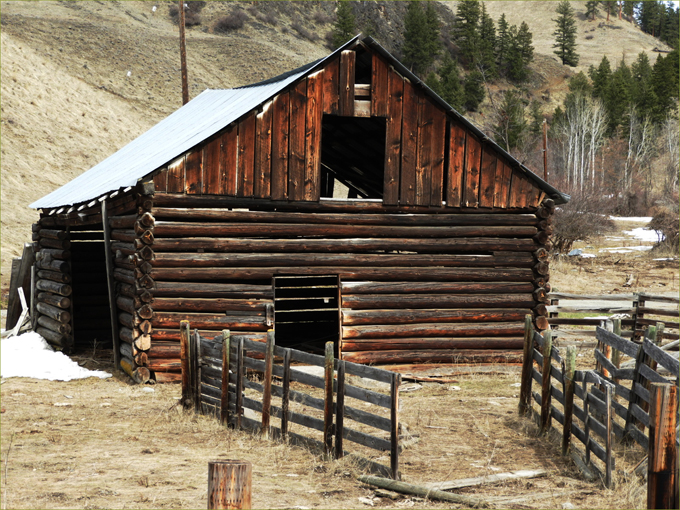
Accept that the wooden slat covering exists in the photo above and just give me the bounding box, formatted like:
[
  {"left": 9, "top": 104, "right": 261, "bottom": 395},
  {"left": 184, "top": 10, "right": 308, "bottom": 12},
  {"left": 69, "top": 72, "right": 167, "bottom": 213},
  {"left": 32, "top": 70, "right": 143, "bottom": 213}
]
[
  {"left": 429, "top": 105, "right": 446, "bottom": 207},
  {"left": 447, "top": 121, "right": 466, "bottom": 208},
  {"left": 339, "top": 50, "right": 355, "bottom": 116},
  {"left": 322, "top": 56, "right": 340, "bottom": 115},
  {"left": 464, "top": 133, "right": 482, "bottom": 207},
  {"left": 270, "top": 92, "right": 290, "bottom": 200},
  {"left": 153, "top": 168, "right": 168, "bottom": 193},
  {"left": 371, "top": 53, "right": 389, "bottom": 117},
  {"left": 166, "top": 156, "right": 185, "bottom": 193},
  {"left": 415, "top": 94, "right": 433, "bottom": 207},
  {"left": 254, "top": 102, "right": 273, "bottom": 199},
  {"left": 237, "top": 111, "right": 256, "bottom": 197},
  {"left": 304, "top": 71, "right": 323, "bottom": 202},
  {"left": 495, "top": 161, "right": 512, "bottom": 208},
  {"left": 383, "top": 67, "right": 403, "bottom": 206},
  {"left": 203, "top": 136, "right": 222, "bottom": 195},
  {"left": 479, "top": 145, "right": 497, "bottom": 208},
  {"left": 400, "top": 79, "right": 418, "bottom": 205},
  {"left": 220, "top": 125, "right": 238, "bottom": 196},
  {"left": 184, "top": 149, "right": 203, "bottom": 195},
  {"left": 288, "top": 79, "right": 307, "bottom": 201}
]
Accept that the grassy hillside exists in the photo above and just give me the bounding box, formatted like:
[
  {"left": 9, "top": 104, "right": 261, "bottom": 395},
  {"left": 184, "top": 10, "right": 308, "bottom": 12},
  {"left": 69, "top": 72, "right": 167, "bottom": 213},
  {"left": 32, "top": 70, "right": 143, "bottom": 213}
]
[{"left": 0, "top": 1, "right": 671, "bottom": 297}]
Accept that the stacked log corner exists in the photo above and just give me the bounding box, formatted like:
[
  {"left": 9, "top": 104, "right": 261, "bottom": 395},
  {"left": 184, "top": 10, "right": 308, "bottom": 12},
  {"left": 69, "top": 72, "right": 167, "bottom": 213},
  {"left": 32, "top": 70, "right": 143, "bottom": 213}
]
[
  {"left": 532, "top": 198, "right": 554, "bottom": 333},
  {"left": 33, "top": 222, "right": 74, "bottom": 351},
  {"left": 110, "top": 189, "right": 155, "bottom": 384}
]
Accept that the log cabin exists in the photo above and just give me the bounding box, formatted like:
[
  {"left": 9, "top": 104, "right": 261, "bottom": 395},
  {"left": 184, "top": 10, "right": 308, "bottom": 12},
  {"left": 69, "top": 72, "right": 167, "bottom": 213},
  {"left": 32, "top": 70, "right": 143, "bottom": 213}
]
[{"left": 29, "top": 36, "right": 568, "bottom": 383}]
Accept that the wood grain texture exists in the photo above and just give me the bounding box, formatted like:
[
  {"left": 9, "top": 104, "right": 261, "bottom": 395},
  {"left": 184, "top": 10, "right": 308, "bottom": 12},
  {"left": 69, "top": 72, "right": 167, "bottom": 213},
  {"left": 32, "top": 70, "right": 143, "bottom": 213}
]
[
  {"left": 383, "top": 67, "right": 403, "bottom": 206},
  {"left": 415, "top": 94, "right": 433, "bottom": 207},
  {"left": 339, "top": 50, "right": 355, "bottom": 116},
  {"left": 323, "top": 56, "right": 340, "bottom": 115},
  {"left": 305, "top": 71, "right": 323, "bottom": 202},
  {"left": 219, "top": 126, "right": 238, "bottom": 196},
  {"left": 203, "top": 136, "right": 222, "bottom": 195},
  {"left": 447, "top": 121, "right": 466, "bottom": 207},
  {"left": 271, "top": 92, "right": 290, "bottom": 200},
  {"left": 153, "top": 168, "right": 168, "bottom": 193},
  {"left": 429, "top": 105, "right": 446, "bottom": 207},
  {"left": 254, "top": 102, "right": 273, "bottom": 199},
  {"left": 400, "top": 79, "right": 418, "bottom": 205},
  {"left": 479, "top": 145, "right": 497, "bottom": 208},
  {"left": 464, "top": 133, "right": 481, "bottom": 207},
  {"left": 288, "top": 80, "right": 307, "bottom": 201},
  {"left": 371, "top": 54, "right": 389, "bottom": 117},
  {"left": 237, "top": 111, "right": 256, "bottom": 197},
  {"left": 166, "top": 156, "right": 185, "bottom": 193},
  {"left": 184, "top": 149, "right": 203, "bottom": 195}
]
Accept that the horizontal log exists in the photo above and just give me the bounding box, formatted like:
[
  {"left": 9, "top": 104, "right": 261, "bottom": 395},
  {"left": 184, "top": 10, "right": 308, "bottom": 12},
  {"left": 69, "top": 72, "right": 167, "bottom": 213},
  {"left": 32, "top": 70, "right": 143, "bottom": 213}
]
[
  {"left": 140, "top": 230, "right": 154, "bottom": 245},
  {"left": 116, "top": 296, "right": 138, "bottom": 315},
  {"left": 137, "top": 274, "right": 155, "bottom": 289},
  {"left": 343, "top": 322, "right": 525, "bottom": 339},
  {"left": 37, "top": 315, "right": 71, "bottom": 335},
  {"left": 138, "top": 305, "right": 154, "bottom": 320},
  {"left": 343, "top": 349, "right": 523, "bottom": 364},
  {"left": 39, "top": 238, "right": 71, "bottom": 250},
  {"left": 153, "top": 372, "right": 182, "bottom": 383},
  {"left": 534, "top": 262, "right": 549, "bottom": 276},
  {"left": 37, "top": 292, "right": 71, "bottom": 309},
  {"left": 152, "top": 282, "right": 273, "bottom": 299},
  {"left": 137, "top": 245, "right": 155, "bottom": 261},
  {"left": 36, "top": 302, "right": 71, "bottom": 323},
  {"left": 120, "top": 356, "right": 150, "bottom": 384},
  {"left": 39, "top": 248, "right": 70, "bottom": 260},
  {"left": 151, "top": 252, "right": 535, "bottom": 268},
  {"left": 153, "top": 221, "right": 538, "bottom": 239},
  {"left": 342, "top": 294, "right": 535, "bottom": 310},
  {"left": 151, "top": 267, "right": 535, "bottom": 282},
  {"left": 37, "top": 269, "right": 71, "bottom": 284},
  {"left": 109, "top": 214, "right": 137, "bottom": 229},
  {"left": 36, "top": 326, "right": 66, "bottom": 347},
  {"left": 120, "top": 343, "right": 148, "bottom": 366},
  {"left": 533, "top": 231, "right": 551, "bottom": 245},
  {"left": 637, "top": 306, "right": 680, "bottom": 318},
  {"left": 111, "top": 242, "right": 135, "bottom": 256},
  {"left": 341, "top": 337, "right": 525, "bottom": 351},
  {"left": 152, "top": 207, "right": 539, "bottom": 226},
  {"left": 113, "top": 268, "right": 135, "bottom": 286},
  {"left": 147, "top": 358, "right": 182, "bottom": 372},
  {"left": 151, "top": 313, "right": 267, "bottom": 330},
  {"left": 535, "top": 316, "right": 549, "bottom": 331},
  {"left": 152, "top": 298, "right": 269, "bottom": 313},
  {"left": 120, "top": 328, "right": 151, "bottom": 350},
  {"left": 39, "top": 229, "right": 68, "bottom": 240},
  {"left": 151, "top": 237, "right": 539, "bottom": 254},
  {"left": 342, "top": 308, "right": 529, "bottom": 326},
  {"left": 150, "top": 329, "right": 267, "bottom": 343},
  {"left": 341, "top": 281, "right": 535, "bottom": 295},
  {"left": 118, "top": 312, "right": 140, "bottom": 329},
  {"left": 139, "top": 212, "right": 155, "bottom": 228},
  {"left": 111, "top": 230, "right": 136, "bottom": 243},
  {"left": 36, "top": 258, "right": 70, "bottom": 273}
]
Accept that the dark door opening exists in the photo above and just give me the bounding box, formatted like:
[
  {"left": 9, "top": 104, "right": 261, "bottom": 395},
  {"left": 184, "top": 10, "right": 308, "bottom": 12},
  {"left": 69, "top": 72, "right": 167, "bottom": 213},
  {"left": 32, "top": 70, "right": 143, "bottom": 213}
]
[{"left": 273, "top": 275, "right": 340, "bottom": 354}]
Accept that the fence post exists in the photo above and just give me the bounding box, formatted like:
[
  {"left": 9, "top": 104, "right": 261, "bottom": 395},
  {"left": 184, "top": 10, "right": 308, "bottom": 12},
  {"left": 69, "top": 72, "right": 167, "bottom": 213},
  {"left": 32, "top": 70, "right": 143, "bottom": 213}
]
[
  {"left": 391, "top": 372, "right": 401, "bottom": 480},
  {"left": 281, "top": 349, "right": 291, "bottom": 440},
  {"left": 540, "top": 330, "right": 553, "bottom": 434},
  {"left": 611, "top": 318, "right": 622, "bottom": 386},
  {"left": 191, "top": 329, "right": 201, "bottom": 413},
  {"left": 180, "top": 320, "right": 192, "bottom": 408},
  {"left": 221, "top": 330, "right": 230, "bottom": 427},
  {"left": 235, "top": 337, "right": 244, "bottom": 430},
  {"left": 625, "top": 326, "right": 657, "bottom": 439},
  {"left": 647, "top": 383, "right": 678, "bottom": 510},
  {"left": 604, "top": 383, "right": 613, "bottom": 488},
  {"left": 583, "top": 379, "right": 591, "bottom": 465},
  {"left": 207, "top": 460, "right": 252, "bottom": 510},
  {"left": 261, "top": 330, "right": 275, "bottom": 438},
  {"left": 323, "top": 342, "right": 334, "bottom": 458},
  {"left": 519, "top": 315, "right": 535, "bottom": 416},
  {"left": 335, "top": 360, "right": 345, "bottom": 460},
  {"left": 562, "top": 346, "right": 576, "bottom": 455}
]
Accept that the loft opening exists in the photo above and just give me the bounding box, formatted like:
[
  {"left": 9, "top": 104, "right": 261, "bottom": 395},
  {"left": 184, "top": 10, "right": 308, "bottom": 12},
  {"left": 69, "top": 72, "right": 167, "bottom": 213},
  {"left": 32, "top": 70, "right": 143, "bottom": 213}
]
[
  {"left": 273, "top": 275, "right": 339, "bottom": 354},
  {"left": 320, "top": 115, "right": 386, "bottom": 199}
]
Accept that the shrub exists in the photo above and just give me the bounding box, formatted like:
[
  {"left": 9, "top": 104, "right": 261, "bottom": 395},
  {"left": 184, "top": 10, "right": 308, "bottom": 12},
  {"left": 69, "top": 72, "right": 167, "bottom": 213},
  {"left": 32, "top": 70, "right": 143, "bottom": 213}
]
[
  {"left": 312, "top": 11, "right": 333, "bottom": 24},
  {"left": 552, "top": 190, "right": 616, "bottom": 254},
  {"left": 169, "top": 1, "right": 205, "bottom": 26},
  {"left": 291, "top": 22, "right": 319, "bottom": 42},
  {"left": 215, "top": 11, "right": 248, "bottom": 32},
  {"left": 649, "top": 205, "right": 679, "bottom": 252}
]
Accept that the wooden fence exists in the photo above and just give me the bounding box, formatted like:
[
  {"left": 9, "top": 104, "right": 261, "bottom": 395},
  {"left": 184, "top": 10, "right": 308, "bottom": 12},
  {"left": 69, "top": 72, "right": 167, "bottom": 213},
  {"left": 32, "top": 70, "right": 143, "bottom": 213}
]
[
  {"left": 548, "top": 292, "right": 679, "bottom": 342},
  {"left": 179, "top": 321, "right": 402, "bottom": 479},
  {"left": 519, "top": 316, "right": 679, "bottom": 495}
]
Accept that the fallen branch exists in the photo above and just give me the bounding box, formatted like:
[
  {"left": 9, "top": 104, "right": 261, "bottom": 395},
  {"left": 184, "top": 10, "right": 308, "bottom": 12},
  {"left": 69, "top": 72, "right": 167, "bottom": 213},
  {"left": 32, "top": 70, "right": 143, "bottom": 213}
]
[
  {"left": 358, "top": 475, "right": 490, "bottom": 508},
  {"left": 422, "top": 469, "right": 548, "bottom": 491}
]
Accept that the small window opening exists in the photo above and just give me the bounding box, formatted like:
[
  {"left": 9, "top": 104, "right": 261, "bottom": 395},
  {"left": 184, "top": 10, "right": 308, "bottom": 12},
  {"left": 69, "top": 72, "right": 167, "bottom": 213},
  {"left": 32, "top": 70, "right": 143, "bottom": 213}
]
[
  {"left": 273, "top": 275, "right": 339, "bottom": 354},
  {"left": 320, "top": 115, "right": 387, "bottom": 199}
]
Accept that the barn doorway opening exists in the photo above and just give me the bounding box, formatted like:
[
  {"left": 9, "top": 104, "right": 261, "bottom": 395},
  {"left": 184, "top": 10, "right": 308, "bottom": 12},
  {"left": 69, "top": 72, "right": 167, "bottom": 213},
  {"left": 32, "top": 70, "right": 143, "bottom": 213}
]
[
  {"left": 273, "top": 275, "right": 340, "bottom": 355},
  {"left": 320, "top": 115, "right": 386, "bottom": 199}
]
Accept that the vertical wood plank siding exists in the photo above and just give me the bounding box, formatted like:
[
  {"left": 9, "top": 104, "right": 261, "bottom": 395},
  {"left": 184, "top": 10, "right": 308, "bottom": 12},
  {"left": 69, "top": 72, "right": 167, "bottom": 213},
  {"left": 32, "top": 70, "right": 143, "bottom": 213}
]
[
  {"left": 220, "top": 126, "right": 238, "bottom": 196},
  {"left": 270, "top": 92, "right": 290, "bottom": 200},
  {"left": 254, "top": 102, "right": 273, "bottom": 199},
  {"left": 237, "top": 112, "right": 256, "bottom": 197},
  {"left": 371, "top": 54, "right": 389, "bottom": 117},
  {"left": 447, "top": 121, "right": 466, "bottom": 208},
  {"left": 305, "top": 71, "right": 323, "bottom": 202},
  {"left": 323, "top": 57, "right": 340, "bottom": 115},
  {"left": 464, "top": 133, "right": 482, "bottom": 207},
  {"left": 400, "top": 79, "right": 418, "bottom": 205},
  {"left": 383, "top": 67, "right": 403, "bottom": 205},
  {"left": 202, "top": 137, "right": 222, "bottom": 195},
  {"left": 288, "top": 79, "right": 307, "bottom": 201},
  {"left": 339, "top": 50, "right": 356, "bottom": 116}
]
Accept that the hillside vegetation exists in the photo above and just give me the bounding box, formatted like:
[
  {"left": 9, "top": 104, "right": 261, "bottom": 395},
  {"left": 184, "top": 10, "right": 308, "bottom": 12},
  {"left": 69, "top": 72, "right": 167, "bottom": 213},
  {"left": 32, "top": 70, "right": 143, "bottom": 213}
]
[{"left": 0, "top": 1, "right": 675, "bottom": 296}]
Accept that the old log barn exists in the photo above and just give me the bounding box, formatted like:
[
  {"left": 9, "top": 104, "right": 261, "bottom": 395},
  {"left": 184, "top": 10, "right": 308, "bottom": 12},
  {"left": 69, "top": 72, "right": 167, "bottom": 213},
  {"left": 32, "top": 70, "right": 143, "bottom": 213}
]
[{"left": 29, "top": 37, "right": 568, "bottom": 383}]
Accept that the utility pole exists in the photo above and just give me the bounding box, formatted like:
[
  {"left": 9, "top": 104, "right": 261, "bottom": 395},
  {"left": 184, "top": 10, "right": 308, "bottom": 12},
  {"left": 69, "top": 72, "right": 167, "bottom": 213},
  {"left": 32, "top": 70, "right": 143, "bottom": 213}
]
[
  {"left": 179, "top": 1, "right": 189, "bottom": 105},
  {"left": 542, "top": 119, "right": 548, "bottom": 181}
]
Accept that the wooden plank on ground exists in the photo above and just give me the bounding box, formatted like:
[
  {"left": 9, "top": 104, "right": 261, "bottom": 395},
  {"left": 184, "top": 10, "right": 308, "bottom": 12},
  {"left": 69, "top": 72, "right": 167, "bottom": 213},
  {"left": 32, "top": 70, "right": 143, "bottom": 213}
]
[{"left": 422, "top": 470, "right": 548, "bottom": 491}]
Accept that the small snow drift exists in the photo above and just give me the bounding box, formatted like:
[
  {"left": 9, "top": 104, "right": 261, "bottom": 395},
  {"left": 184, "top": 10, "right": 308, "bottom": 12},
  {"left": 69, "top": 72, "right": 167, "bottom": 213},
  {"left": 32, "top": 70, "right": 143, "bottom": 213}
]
[{"left": 1, "top": 332, "right": 111, "bottom": 381}]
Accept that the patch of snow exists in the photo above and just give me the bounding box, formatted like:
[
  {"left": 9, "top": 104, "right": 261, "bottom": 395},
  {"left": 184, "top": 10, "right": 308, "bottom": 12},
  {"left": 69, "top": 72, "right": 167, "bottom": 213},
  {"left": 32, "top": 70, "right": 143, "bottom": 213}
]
[
  {"left": 608, "top": 216, "right": 653, "bottom": 222},
  {"left": 600, "top": 245, "right": 654, "bottom": 253},
  {"left": 580, "top": 253, "right": 596, "bottom": 258},
  {"left": 653, "top": 258, "right": 677, "bottom": 261},
  {"left": 1, "top": 332, "right": 111, "bottom": 381},
  {"left": 624, "top": 227, "right": 663, "bottom": 242}
]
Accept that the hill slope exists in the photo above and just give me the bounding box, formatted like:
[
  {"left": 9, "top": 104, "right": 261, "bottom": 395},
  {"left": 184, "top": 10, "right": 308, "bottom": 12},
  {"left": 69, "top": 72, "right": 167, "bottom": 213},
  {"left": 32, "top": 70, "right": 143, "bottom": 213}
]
[{"left": 0, "top": 1, "right": 671, "bottom": 296}]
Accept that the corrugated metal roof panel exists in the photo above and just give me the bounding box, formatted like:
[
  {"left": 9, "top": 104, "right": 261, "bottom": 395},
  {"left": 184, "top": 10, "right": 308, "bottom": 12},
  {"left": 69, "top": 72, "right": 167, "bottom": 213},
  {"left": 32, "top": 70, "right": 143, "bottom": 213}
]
[{"left": 30, "top": 37, "right": 361, "bottom": 209}]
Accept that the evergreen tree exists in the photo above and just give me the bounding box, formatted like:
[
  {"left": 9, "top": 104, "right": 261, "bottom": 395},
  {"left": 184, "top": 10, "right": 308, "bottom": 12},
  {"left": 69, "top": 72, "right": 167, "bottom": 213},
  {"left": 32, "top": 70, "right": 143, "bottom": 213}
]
[
  {"left": 331, "top": 0, "right": 356, "bottom": 49},
  {"left": 589, "top": 55, "right": 612, "bottom": 99},
  {"left": 602, "top": 0, "right": 617, "bottom": 22},
  {"left": 403, "top": 1, "right": 433, "bottom": 75},
  {"left": 438, "top": 53, "right": 464, "bottom": 111},
  {"left": 585, "top": 1, "right": 599, "bottom": 20},
  {"left": 630, "top": 52, "right": 656, "bottom": 120},
  {"left": 553, "top": 0, "right": 579, "bottom": 66},
  {"left": 652, "top": 50, "right": 680, "bottom": 120},
  {"left": 463, "top": 70, "right": 486, "bottom": 111},
  {"left": 478, "top": 3, "right": 497, "bottom": 78},
  {"left": 606, "top": 59, "right": 632, "bottom": 133},
  {"left": 493, "top": 89, "right": 528, "bottom": 151},
  {"left": 568, "top": 71, "right": 593, "bottom": 96},
  {"left": 529, "top": 100, "right": 544, "bottom": 136},
  {"left": 453, "top": 0, "right": 481, "bottom": 65},
  {"left": 622, "top": 1, "right": 637, "bottom": 18},
  {"left": 496, "top": 13, "right": 511, "bottom": 72},
  {"left": 507, "top": 21, "right": 534, "bottom": 82},
  {"left": 424, "top": 1, "right": 442, "bottom": 59}
]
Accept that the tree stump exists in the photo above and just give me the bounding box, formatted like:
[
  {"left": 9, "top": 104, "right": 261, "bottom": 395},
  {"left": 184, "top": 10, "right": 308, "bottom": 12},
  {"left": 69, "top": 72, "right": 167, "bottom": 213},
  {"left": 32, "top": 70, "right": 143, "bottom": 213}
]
[{"left": 207, "top": 460, "right": 252, "bottom": 509}]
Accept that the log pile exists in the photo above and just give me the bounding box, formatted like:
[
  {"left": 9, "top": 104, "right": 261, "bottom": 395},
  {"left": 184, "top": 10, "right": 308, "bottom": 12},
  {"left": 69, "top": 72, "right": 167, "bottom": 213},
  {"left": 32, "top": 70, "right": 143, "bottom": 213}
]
[{"left": 532, "top": 198, "right": 554, "bottom": 332}]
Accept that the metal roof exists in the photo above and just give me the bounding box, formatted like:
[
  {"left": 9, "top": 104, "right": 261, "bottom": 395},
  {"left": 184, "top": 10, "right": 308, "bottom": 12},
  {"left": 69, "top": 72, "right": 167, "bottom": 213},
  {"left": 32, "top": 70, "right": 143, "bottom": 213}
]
[{"left": 31, "top": 35, "right": 568, "bottom": 209}]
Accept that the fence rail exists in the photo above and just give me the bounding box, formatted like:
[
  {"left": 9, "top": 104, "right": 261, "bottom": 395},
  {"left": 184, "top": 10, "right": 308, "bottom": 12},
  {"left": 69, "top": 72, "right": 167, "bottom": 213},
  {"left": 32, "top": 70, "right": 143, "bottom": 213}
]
[{"left": 180, "top": 322, "right": 401, "bottom": 479}]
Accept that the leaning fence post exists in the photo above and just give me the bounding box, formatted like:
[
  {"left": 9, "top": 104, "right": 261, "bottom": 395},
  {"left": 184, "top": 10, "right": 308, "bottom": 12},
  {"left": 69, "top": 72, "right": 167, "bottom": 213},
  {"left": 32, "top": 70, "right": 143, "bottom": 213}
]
[
  {"left": 323, "top": 342, "right": 334, "bottom": 458},
  {"left": 519, "top": 315, "right": 535, "bottom": 416},
  {"left": 191, "top": 329, "right": 201, "bottom": 413},
  {"left": 540, "top": 330, "right": 553, "bottom": 434},
  {"left": 391, "top": 372, "right": 401, "bottom": 481},
  {"left": 220, "top": 330, "right": 230, "bottom": 427},
  {"left": 562, "top": 346, "right": 576, "bottom": 455},
  {"left": 648, "top": 383, "right": 678, "bottom": 510},
  {"left": 261, "top": 330, "right": 275, "bottom": 438},
  {"left": 335, "top": 360, "right": 345, "bottom": 460},
  {"left": 180, "top": 320, "right": 191, "bottom": 408}
]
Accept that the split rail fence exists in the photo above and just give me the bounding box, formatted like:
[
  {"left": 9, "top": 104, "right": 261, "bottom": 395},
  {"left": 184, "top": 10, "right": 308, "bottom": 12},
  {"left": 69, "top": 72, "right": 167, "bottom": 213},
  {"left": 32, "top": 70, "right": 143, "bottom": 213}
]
[
  {"left": 179, "top": 321, "right": 401, "bottom": 479},
  {"left": 519, "top": 315, "right": 678, "bottom": 500}
]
